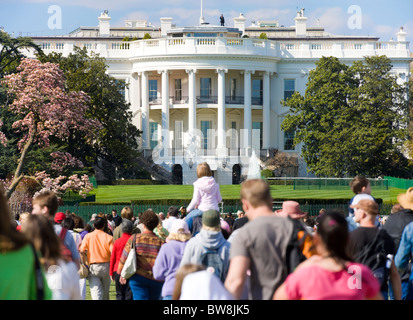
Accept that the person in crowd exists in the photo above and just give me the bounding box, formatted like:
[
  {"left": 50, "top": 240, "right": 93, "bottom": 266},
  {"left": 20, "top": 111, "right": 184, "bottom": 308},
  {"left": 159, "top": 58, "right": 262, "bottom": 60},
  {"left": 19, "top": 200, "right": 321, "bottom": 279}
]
[
  {"left": 180, "top": 270, "right": 234, "bottom": 300},
  {"left": 113, "top": 206, "right": 141, "bottom": 241},
  {"left": 158, "top": 212, "right": 165, "bottom": 221},
  {"left": 348, "top": 199, "right": 401, "bottom": 300},
  {"left": 273, "top": 210, "right": 383, "bottom": 300},
  {"left": 16, "top": 211, "right": 30, "bottom": 231},
  {"left": 395, "top": 220, "right": 413, "bottom": 300},
  {"left": 384, "top": 187, "right": 413, "bottom": 300},
  {"left": 97, "top": 212, "right": 112, "bottom": 236},
  {"left": 224, "top": 179, "right": 310, "bottom": 300},
  {"left": 274, "top": 201, "right": 316, "bottom": 257},
  {"left": 112, "top": 209, "right": 122, "bottom": 227},
  {"left": 22, "top": 214, "right": 82, "bottom": 300},
  {"left": 79, "top": 216, "right": 113, "bottom": 300},
  {"left": 110, "top": 219, "right": 134, "bottom": 300},
  {"left": 179, "top": 206, "right": 187, "bottom": 219},
  {"left": 153, "top": 219, "right": 192, "bottom": 300},
  {"left": 32, "top": 191, "right": 80, "bottom": 269},
  {"left": 179, "top": 209, "right": 231, "bottom": 283},
  {"left": 185, "top": 162, "right": 222, "bottom": 232},
  {"left": 87, "top": 213, "right": 97, "bottom": 229},
  {"left": 347, "top": 176, "right": 376, "bottom": 231},
  {"left": 70, "top": 215, "right": 88, "bottom": 299},
  {"left": 162, "top": 206, "right": 180, "bottom": 232},
  {"left": 172, "top": 263, "right": 206, "bottom": 300},
  {"left": 106, "top": 214, "right": 115, "bottom": 233},
  {"left": 154, "top": 214, "right": 169, "bottom": 241},
  {"left": 0, "top": 186, "right": 52, "bottom": 300},
  {"left": 224, "top": 212, "right": 235, "bottom": 232},
  {"left": 118, "top": 209, "right": 165, "bottom": 300}
]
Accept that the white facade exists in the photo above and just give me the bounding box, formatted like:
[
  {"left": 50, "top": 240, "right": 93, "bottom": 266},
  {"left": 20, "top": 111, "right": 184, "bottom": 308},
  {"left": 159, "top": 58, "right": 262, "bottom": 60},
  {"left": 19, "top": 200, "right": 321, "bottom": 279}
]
[{"left": 24, "top": 10, "right": 411, "bottom": 184}]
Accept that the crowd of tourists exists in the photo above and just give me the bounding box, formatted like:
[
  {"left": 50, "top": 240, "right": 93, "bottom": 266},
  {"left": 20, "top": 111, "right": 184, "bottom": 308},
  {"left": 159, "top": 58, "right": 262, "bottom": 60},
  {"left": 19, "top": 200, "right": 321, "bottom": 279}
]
[{"left": 1, "top": 162, "right": 413, "bottom": 301}]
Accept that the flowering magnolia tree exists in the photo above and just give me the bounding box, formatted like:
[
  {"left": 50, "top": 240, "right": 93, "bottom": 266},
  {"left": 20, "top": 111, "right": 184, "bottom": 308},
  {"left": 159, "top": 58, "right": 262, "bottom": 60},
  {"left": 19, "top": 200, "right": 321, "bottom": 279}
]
[{"left": 1, "top": 58, "right": 102, "bottom": 199}]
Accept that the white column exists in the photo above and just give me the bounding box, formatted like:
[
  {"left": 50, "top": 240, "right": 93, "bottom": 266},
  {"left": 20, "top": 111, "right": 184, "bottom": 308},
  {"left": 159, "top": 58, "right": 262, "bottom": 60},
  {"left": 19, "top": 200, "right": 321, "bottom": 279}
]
[
  {"left": 129, "top": 72, "right": 141, "bottom": 132},
  {"left": 263, "top": 71, "right": 270, "bottom": 151},
  {"left": 160, "top": 70, "right": 170, "bottom": 157},
  {"left": 140, "top": 71, "right": 149, "bottom": 150},
  {"left": 217, "top": 68, "right": 227, "bottom": 155},
  {"left": 186, "top": 69, "right": 197, "bottom": 137},
  {"left": 243, "top": 70, "right": 253, "bottom": 155}
]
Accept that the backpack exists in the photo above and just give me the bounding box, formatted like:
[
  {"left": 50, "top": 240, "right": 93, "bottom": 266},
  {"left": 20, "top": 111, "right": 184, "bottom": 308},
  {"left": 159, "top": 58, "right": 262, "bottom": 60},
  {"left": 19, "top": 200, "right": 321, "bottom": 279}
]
[
  {"left": 354, "top": 229, "right": 391, "bottom": 288},
  {"left": 59, "top": 227, "right": 73, "bottom": 262},
  {"left": 285, "top": 218, "right": 314, "bottom": 273},
  {"left": 200, "top": 248, "right": 225, "bottom": 282}
]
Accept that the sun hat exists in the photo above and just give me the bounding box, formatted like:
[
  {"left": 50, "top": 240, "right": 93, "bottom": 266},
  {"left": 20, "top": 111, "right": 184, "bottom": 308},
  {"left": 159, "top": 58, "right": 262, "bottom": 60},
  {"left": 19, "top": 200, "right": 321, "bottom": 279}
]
[
  {"left": 202, "top": 209, "right": 221, "bottom": 227},
  {"left": 54, "top": 212, "right": 66, "bottom": 224},
  {"left": 275, "top": 201, "right": 306, "bottom": 219},
  {"left": 350, "top": 199, "right": 379, "bottom": 215},
  {"left": 170, "top": 219, "right": 190, "bottom": 234},
  {"left": 397, "top": 187, "right": 413, "bottom": 210}
]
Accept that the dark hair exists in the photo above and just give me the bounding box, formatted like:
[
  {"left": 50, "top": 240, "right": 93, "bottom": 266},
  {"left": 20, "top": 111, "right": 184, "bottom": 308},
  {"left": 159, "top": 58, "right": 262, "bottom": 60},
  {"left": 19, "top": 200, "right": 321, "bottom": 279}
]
[
  {"left": 72, "top": 215, "right": 85, "bottom": 229},
  {"left": 317, "top": 210, "right": 352, "bottom": 264},
  {"left": 93, "top": 217, "right": 106, "bottom": 230},
  {"left": 350, "top": 176, "right": 370, "bottom": 194},
  {"left": 61, "top": 217, "right": 74, "bottom": 230},
  {"left": 140, "top": 209, "right": 160, "bottom": 231},
  {"left": 168, "top": 206, "right": 179, "bottom": 217}
]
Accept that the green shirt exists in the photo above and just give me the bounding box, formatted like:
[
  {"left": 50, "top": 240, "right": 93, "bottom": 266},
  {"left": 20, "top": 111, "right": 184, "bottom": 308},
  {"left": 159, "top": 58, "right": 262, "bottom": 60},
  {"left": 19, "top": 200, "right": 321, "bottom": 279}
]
[{"left": 0, "top": 244, "right": 52, "bottom": 300}]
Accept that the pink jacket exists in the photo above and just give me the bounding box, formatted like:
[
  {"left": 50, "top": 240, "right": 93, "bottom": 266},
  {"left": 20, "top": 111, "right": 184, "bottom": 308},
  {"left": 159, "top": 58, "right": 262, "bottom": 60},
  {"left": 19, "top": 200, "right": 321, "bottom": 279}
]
[{"left": 187, "top": 176, "right": 222, "bottom": 212}]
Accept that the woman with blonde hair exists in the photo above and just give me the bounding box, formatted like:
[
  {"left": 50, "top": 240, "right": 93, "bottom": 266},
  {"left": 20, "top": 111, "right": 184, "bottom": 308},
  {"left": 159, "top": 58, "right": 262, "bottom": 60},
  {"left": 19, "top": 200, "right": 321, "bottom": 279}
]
[
  {"left": 185, "top": 162, "right": 222, "bottom": 232},
  {"left": 153, "top": 219, "right": 192, "bottom": 300}
]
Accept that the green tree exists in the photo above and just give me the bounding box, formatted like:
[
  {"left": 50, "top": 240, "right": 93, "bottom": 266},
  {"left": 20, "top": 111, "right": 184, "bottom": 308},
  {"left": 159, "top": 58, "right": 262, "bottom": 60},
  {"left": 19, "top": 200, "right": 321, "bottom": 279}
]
[
  {"left": 38, "top": 47, "right": 142, "bottom": 180},
  {"left": 282, "top": 56, "right": 410, "bottom": 177},
  {"left": 0, "top": 32, "right": 43, "bottom": 76}
]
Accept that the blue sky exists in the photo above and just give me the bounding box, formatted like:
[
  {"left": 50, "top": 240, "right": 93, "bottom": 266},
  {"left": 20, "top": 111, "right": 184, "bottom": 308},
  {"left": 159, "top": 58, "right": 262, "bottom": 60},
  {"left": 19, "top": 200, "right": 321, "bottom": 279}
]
[{"left": 0, "top": 0, "right": 412, "bottom": 47}]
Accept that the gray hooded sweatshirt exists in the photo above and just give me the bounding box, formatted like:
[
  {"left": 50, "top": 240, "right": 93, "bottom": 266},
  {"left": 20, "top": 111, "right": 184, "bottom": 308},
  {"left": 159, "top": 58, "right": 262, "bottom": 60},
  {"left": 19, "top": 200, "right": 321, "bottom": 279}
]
[{"left": 180, "top": 229, "right": 231, "bottom": 280}]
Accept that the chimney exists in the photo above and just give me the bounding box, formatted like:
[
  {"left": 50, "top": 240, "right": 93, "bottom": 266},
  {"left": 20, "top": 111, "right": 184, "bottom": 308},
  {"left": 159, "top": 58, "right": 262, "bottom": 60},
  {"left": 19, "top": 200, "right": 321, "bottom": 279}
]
[
  {"left": 234, "top": 13, "right": 246, "bottom": 34},
  {"left": 397, "top": 26, "right": 407, "bottom": 42},
  {"left": 160, "top": 17, "right": 173, "bottom": 37},
  {"left": 98, "top": 10, "right": 111, "bottom": 37},
  {"left": 294, "top": 8, "right": 307, "bottom": 37}
]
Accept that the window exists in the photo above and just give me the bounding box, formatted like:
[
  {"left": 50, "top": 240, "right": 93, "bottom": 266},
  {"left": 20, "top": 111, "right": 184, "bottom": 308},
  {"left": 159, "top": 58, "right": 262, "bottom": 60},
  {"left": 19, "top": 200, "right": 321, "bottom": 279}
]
[
  {"left": 284, "top": 129, "right": 295, "bottom": 150},
  {"left": 230, "top": 121, "right": 237, "bottom": 149},
  {"left": 149, "top": 122, "right": 158, "bottom": 149},
  {"left": 284, "top": 79, "right": 295, "bottom": 101},
  {"left": 252, "top": 121, "right": 263, "bottom": 149},
  {"left": 175, "top": 79, "right": 182, "bottom": 101},
  {"left": 200, "top": 78, "right": 211, "bottom": 98},
  {"left": 201, "top": 120, "right": 212, "bottom": 150},
  {"left": 114, "top": 79, "right": 126, "bottom": 99},
  {"left": 175, "top": 121, "right": 183, "bottom": 151},
  {"left": 230, "top": 79, "right": 237, "bottom": 101},
  {"left": 149, "top": 80, "right": 158, "bottom": 102},
  {"left": 252, "top": 79, "right": 263, "bottom": 105}
]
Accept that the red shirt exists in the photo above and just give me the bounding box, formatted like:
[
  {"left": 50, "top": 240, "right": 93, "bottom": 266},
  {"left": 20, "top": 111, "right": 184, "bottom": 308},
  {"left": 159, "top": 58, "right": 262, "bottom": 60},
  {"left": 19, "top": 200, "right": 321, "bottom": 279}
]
[{"left": 110, "top": 232, "right": 132, "bottom": 276}]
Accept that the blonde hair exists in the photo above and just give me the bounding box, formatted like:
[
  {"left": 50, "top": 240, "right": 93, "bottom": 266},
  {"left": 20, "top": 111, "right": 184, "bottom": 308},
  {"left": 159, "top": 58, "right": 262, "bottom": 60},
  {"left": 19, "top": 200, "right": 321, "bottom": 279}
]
[
  {"left": 197, "top": 162, "right": 212, "bottom": 178},
  {"left": 167, "top": 232, "right": 192, "bottom": 242},
  {"left": 121, "top": 206, "right": 134, "bottom": 220},
  {"left": 240, "top": 179, "right": 272, "bottom": 209}
]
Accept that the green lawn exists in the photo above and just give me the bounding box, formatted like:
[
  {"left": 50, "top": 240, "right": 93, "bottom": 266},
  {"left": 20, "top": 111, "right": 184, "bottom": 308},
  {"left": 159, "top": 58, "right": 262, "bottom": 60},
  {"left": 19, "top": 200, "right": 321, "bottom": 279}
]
[{"left": 89, "top": 184, "right": 401, "bottom": 203}]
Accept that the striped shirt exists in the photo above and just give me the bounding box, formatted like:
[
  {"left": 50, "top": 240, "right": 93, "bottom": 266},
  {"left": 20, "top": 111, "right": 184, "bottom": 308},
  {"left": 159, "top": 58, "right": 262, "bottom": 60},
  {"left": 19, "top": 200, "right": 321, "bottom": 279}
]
[{"left": 117, "top": 231, "right": 164, "bottom": 280}]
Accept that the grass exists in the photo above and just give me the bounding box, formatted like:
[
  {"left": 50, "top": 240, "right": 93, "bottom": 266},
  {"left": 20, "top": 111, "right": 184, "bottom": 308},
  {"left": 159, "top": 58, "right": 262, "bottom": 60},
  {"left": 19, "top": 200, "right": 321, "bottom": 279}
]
[{"left": 89, "top": 184, "right": 401, "bottom": 203}]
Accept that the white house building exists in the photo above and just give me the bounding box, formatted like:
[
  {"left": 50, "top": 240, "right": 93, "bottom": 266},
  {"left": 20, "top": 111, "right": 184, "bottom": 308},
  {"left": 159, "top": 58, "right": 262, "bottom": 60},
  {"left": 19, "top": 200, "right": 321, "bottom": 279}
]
[{"left": 23, "top": 9, "right": 411, "bottom": 185}]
